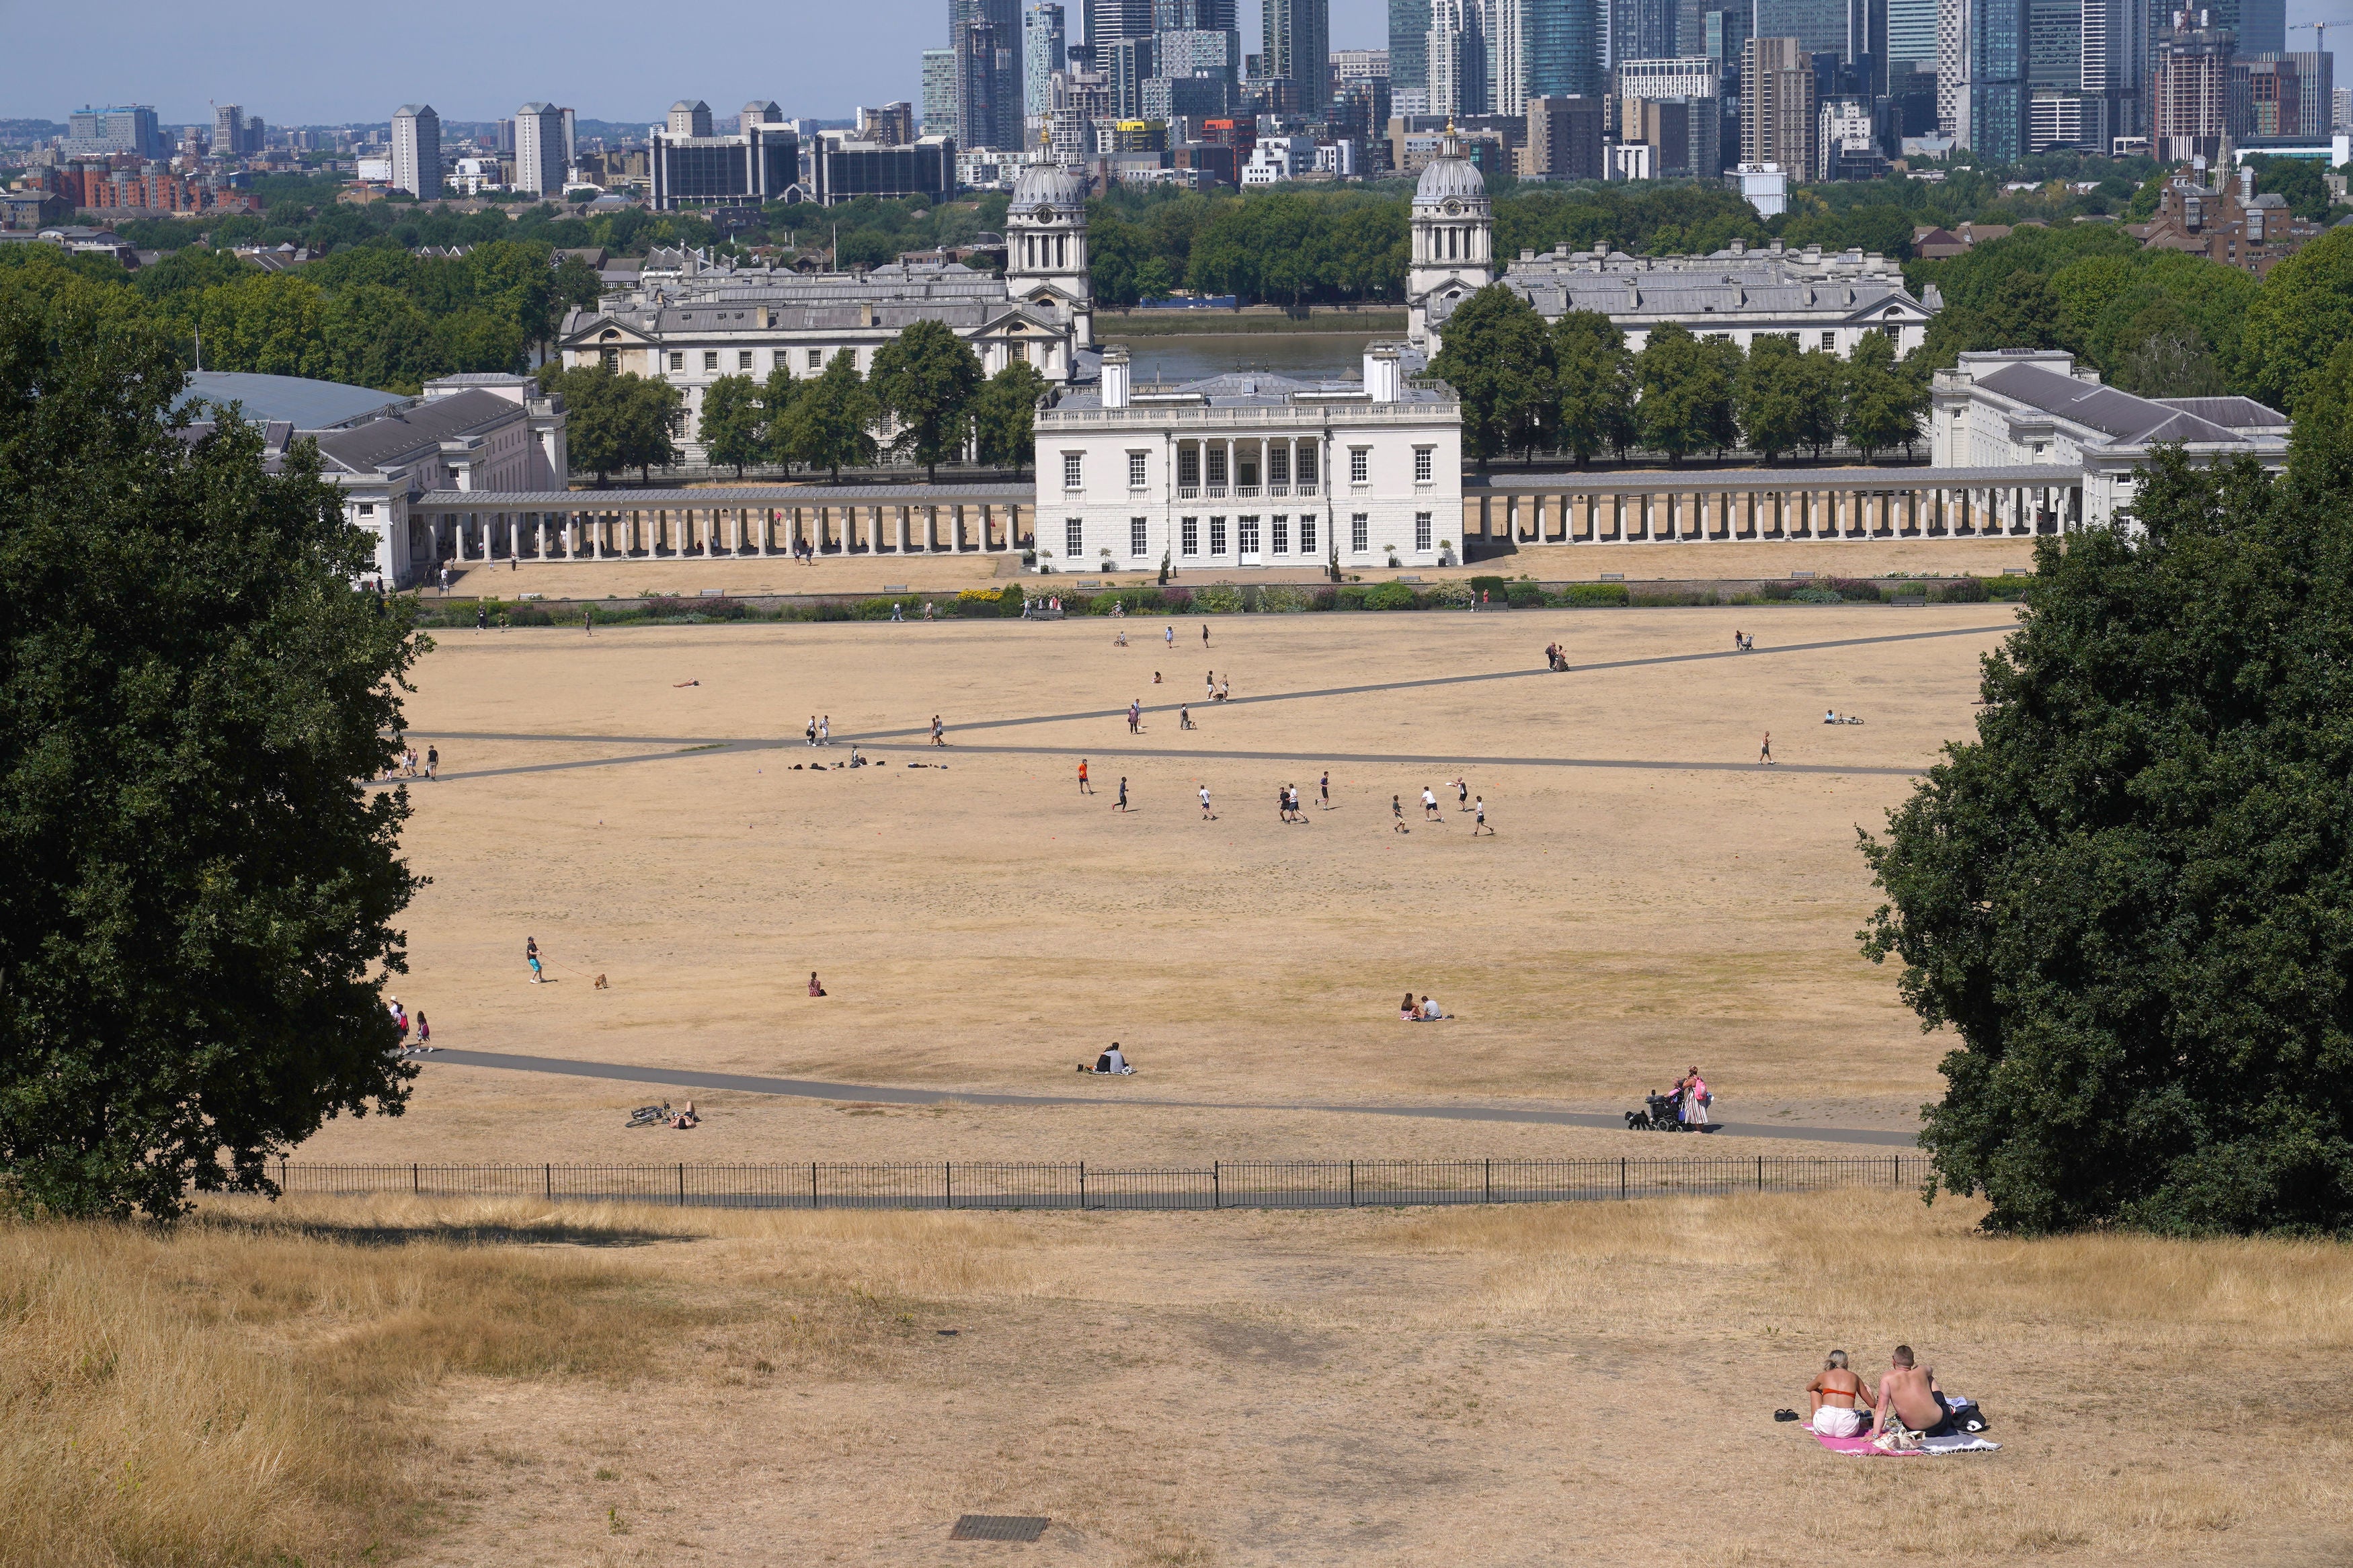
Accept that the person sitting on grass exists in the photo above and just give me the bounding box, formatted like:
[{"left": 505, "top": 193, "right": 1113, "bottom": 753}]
[
  {"left": 808, "top": 971, "right": 827, "bottom": 997},
  {"left": 1805, "top": 1351, "right": 1878, "bottom": 1438},
  {"left": 1419, "top": 995, "right": 1447, "bottom": 1020},
  {"left": 1874, "top": 1346, "right": 1960, "bottom": 1439},
  {"left": 1400, "top": 991, "right": 1419, "bottom": 1021},
  {"left": 1078, "top": 1042, "right": 1133, "bottom": 1074}
]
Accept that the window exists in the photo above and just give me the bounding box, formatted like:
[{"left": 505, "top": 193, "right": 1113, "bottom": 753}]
[
  {"left": 1413, "top": 446, "right": 1433, "bottom": 483},
  {"left": 1297, "top": 446, "right": 1317, "bottom": 484},
  {"left": 1127, "top": 450, "right": 1148, "bottom": 489},
  {"left": 669, "top": 351, "right": 685, "bottom": 372},
  {"left": 737, "top": 350, "right": 754, "bottom": 370},
  {"left": 1271, "top": 515, "right": 1288, "bottom": 553},
  {"left": 1065, "top": 519, "right": 1084, "bottom": 557},
  {"left": 602, "top": 348, "right": 619, "bottom": 371},
  {"left": 1349, "top": 448, "right": 1369, "bottom": 485},
  {"left": 807, "top": 348, "right": 824, "bottom": 369},
  {"left": 1415, "top": 512, "right": 1433, "bottom": 551},
  {"left": 1209, "top": 516, "right": 1228, "bottom": 554},
  {"left": 703, "top": 351, "right": 719, "bottom": 372},
  {"left": 1181, "top": 516, "right": 1199, "bottom": 555},
  {"left": 1178, "top": 447, "right": 1199, "bottom": 487},
  {"left": 1269, "top": 447, "right": 1289, "bottom": 485},
  {"left": 358, "top": 503, "right": 374, "bottom": 516},
  {"left": 1821, "top": 331, "right": 1837, "bottom": 350},
  {"left": 1063, "top": 452, "right": 1084, "bottom": 490},
  {"left": 1300, "top": 515, "right": 1316, "bottom": 553},
  {"left": 1351, "top": 513, "right": 1369, "bottom": 552},
  {"left": 1238, "top": 516, "right": 1259, "bottom": 553},
  {"left": 1131, "top": 518, "right": 1148, "bottom": 556},
  {"left": 1207, "top": 447, "right": 1228, "bottom": 487}
]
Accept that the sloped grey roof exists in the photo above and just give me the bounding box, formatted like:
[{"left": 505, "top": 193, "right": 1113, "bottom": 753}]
[
  {"left": 177, "top": 371, "right": 409, "bottom": 431},
  {"left": 2153, "top": 395, "right": 2288, "bottom": 429},
  {"left": 312, "top": 388, "right": 520, "bottom": 475},
  {"left": 1976, "top": 362, "right": 2245, "bottom": 443}
]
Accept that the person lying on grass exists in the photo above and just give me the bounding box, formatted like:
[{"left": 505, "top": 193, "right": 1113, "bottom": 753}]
[{"left": 1805, "top": 1350, "right": 1878, "bottom": 1438}]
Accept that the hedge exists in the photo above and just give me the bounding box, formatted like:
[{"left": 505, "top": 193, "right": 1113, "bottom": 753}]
[{"left": 1559, "top": 583, "right": 1630, "bottom": 606}]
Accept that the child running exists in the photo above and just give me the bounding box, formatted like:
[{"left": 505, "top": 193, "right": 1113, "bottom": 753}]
[
  {"left": 1078, "top": 759, "right": 1092, "bottom": 794},
  {"left": 1320, "top": 771, "right": 1330, "bottom": 810},
  {"left": 1422, "top": 786, "right": 1441, "bottom": 821},
  {"left": 1392, "top": 794, "right": 1408, "bottom": 833},
  {"left": 1199, "top": 783, "right": 1215, "bottom": 820},
  {"left": 1474, "top": 796, "right": 1493, "bottom": 835},
  {"left": 1115, "top": 776, "right": 1129, "bottom": 812}
]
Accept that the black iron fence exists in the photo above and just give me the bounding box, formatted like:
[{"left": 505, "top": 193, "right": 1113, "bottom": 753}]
[{"left": 278, "top": 1155, "right": 1929, "bottom": 1212}]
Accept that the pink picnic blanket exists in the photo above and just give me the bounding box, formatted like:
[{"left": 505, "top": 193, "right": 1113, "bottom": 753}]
[{"left": 1809, "top": 1429, "right": 2000, "bottom": 1457}]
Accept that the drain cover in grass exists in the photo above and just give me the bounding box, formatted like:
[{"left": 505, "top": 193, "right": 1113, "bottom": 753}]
[{"left": 949, "top": 1515, "right": 1049, "bottom": 1542}]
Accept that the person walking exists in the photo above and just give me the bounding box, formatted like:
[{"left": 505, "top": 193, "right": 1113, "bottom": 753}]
[
  {"left": 475, "top": 604, "right": 487, "bottom": 632},
  {"left": 1277, "top": 782, "right": 1290, "bottom": 823},
  {"left": 1685, "top": 1066, "right": 1710, "bottom": 1126},
  {"left": 526, "top": 936, "right": 543, "bottom": 984},
  {"left": 438, "top": 563, "right": 451, "bottom": 595},
  {"left": 806, "top": 716, "right": 818, "bottom": 747},
  {"left": 1473, "top": 796, "right": 1492, "bottom": 835},
  {"left": 1164, "top": 624, "right": 1174, "bottom": 648},
  {"left": 1128, "top": 700, "right": 1141, "bottom": 734},
  {"left": 931, "top": 715, "right": 947, "bottom": 747},
  {"left": 1320, "top": 770, "right": 1330, "bottom": 810},
  {"left": 415, "top": 1010, "right": 431, "bottom": 1050},
  {"left": 425, "top": 745, "right": 438, "bottom": 782},
  {"left": 584, "top": 604, "right": 594, "bottom": 635},
  {"left": 1115, "top": 776, "right": 1129, "bottom": 812},
  {"left": 1179, "top": 703, "right": 1195, "bottom": 730},
  {"left": 1760, "top": 731, "right": 1775, "bottom": 766},
  {"left": 1201, "top": 623, "right": 1210, "bottom": 647},
  {"left": 1392, "top": 794, "right": 1409, "bottom": 833},
  {"left": 819, "top": 715, "right": 831, "bottom": 746},
  {"left": 1078, "top": 758, "right": 1092, "bottom": 795},
  {"left": 1199, "top": 782, "right": 1215, "bottom": 820},
  {"left": 497, "top": 610, "right": 508, "bottom": 632}
]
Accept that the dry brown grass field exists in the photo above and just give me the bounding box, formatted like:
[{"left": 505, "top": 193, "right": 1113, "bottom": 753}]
[
  {"left": 6, "top": 1193, "right": 2348, "bottom": 1568},
  {"left": 303, "top": 601, "right": 2016, "bottom": 1167}
]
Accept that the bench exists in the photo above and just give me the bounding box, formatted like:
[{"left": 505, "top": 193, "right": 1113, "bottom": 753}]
[{"left": 1890, "top": 595, "right": 1927, "bottom": 607}]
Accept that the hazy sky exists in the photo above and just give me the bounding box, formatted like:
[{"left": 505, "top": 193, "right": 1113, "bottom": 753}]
[
  {"left": 11, "top": 0, "right": 2341, "bottom": 130},
  {"left": 13, "top": 0, "right": 1383, "bottom": 128}
]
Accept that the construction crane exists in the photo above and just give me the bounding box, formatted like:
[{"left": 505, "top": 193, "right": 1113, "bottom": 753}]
[{"left": 2288, "top": 18, "right": 2350, "bottom": 53}]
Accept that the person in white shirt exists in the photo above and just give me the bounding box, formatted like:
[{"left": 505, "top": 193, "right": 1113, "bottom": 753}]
[{"left": 1422, "top": 787, "right": 1440, "bottom": 820}]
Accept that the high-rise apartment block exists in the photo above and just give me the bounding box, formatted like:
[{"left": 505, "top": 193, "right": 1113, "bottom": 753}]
[
  {"left": 2152, "top": 5, "right": 2232, "bottom": 161},
  {"left": 1261, "top": 0, "right": 1330, "bottom": 108},
  {"left": 1429, "top": 0, "right": 1486, "bottom": 116},
  {"left": 1390, "top": 0, "right": 1431, "bottom": 94},
  {"left": 66, "top": 105, "right": 167, "bottom": 158},
  {"left": 1027, "top": 4, "right": 1068, "bottom": 116},
  {"left": 391, "top": 105, "right": 442, "bottom": 199},
  {"left": 1613, "top": 0, "right": 1677, "bottom": 66},
  {"left": 955, "top": 0, "right": 1025, "bottom": 148},
  {"left": 923, "top": 48, "right": 961, "bottom": 136},
  {"left": 859, "top": 101, "right": 917, "bottom": 144},
  {"left": 1523, "top": 93, "right": 1605, "bottom": 175},
  {"left": 1741, "top": 36, "right": 1817, "bottom": 169},
  {"left": 516, "top": 104, "right": 569, "bottom": 196}
]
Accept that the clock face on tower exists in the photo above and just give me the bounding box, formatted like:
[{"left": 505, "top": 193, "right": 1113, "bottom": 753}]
[{"left": 1444, "top": 200, "right": 1462, "bottom": 215}]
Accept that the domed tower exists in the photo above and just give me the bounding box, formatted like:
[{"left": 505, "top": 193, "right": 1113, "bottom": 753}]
[
  {"left": 1006, "top": 162, "right": 1094, "bottom": 345},
  {"left": 1407, "top": 132, "right": 1494, "bottom": 348}
]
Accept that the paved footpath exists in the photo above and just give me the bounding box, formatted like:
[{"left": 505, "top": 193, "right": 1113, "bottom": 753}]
[{"left": 416, "top": 1047, "right": 1921, "bottom": 1148}]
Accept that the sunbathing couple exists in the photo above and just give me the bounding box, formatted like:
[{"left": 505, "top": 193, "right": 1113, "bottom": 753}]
[
  {"left": 1806, "top": 1346, "right": 1962, "bottom": 1440},
  {"left": 1398, "top": 992, "right": 1448, "bottom": 1021},
  {"left": 1077, "top": 1042, "right": 1135, "bottom": 1074}
]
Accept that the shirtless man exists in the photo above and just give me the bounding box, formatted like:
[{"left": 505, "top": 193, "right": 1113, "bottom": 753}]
[
  {"left": 1874, "top": 1345, "right": 1957, "bottom": 1438},
  {"left": 1804, "top": 1350, "right": 1878, "bottom": 1438}
]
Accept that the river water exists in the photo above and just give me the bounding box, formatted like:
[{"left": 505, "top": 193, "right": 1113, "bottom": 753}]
[{"left": 1107, "top": 332, "right": 1382, "bottom": 386}]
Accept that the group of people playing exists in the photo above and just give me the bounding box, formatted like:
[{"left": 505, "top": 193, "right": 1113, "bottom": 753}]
[
  {"left": 1804, "top": 1346, "right": 1971, "bottom": 1443},
  {"left": 1276, "top": 782, "right": 1315, "bottom": 821},
  {"left": 1393, "top": 784, "right": 1493, "bottom": 835},
  {"left": 388, "top": 996, "right": 433, "bottom": 1052},
  {"left": 1398, "top": 993, "right": 1449, "bottom": 1021}
]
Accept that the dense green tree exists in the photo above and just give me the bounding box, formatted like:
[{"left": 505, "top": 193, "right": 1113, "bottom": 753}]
[
  {"left": 0, "top": 275, "right": 424, "bottom": 1219},
  {"left": 537, "top": 363, "right": 624, "bottom": 483},
  {"left": 972, "top": 360, "right": 1049, "bottom": 475},
  {"left": 619, "top": 374, "right": 684, "bottom": 483},
  {"left": 1633, "top": 322, "right": 1734, "bottom": 464},
  {"left": 1860, "top": 416, "right": 2353, "bottom": 1234},
  {"left": 1796, "top": 347, "right": 1847, "bottom": 458},
  {"left": 870, "top": 319, "right": 983, "bottom": 481},
  {"left": 1737, "top": 333, "right": 1808, "bottom": 463},
  {"left": 1839, "top": 329, "right": 1923, "bottom": 460},
  {"left": 2238, "top": 229, "right": 2353, "bottom": 413},
  {"left": 321, "top": 283, "right": 446, "bottom": 393},
  {"left": 785, "top": 351, "right": 879, "bottom": 479},
  {"left": 698, "top": 372, "right": 766, "bottom": 477},
  {"left": 1429, "top": 284, "right": 1556, "bottom": 465},
  {"left": 1550, "top": 311, "right": 1635, "bottom": 466},
  {"left": 2254, "top": 157, "right": 2331, "bottom": 222},
  {"left": 760, "top": 366, "right": 805, "bottom": 474},
  {"left": 2111, "top": 300, "right": 2227, "bottom": 398}
]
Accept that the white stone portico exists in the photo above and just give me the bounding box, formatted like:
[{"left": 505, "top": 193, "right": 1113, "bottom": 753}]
[{"left": 1034, "top": 345, "right": 1464, "bottom": 575}]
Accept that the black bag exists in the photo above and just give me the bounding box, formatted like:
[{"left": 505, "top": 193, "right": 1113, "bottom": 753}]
[{"left": 1952, "top": 1399, "right": 1990, "bottom": 1434}]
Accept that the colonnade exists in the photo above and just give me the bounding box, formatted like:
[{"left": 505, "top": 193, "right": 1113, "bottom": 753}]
[
  {"left": 1174, "top": 436, "right": 1321, "bottom": 499},
  {"left": 416, "top": 500, "right": 1030, "bottom": 566},
  {"left": 1464, "top": 478, "right": 2080, "bottom": 546}
]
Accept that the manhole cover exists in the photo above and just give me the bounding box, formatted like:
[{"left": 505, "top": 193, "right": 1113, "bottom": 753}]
[{"left": 949, "top": 1515, "right": 1049, "bottom": 1542}]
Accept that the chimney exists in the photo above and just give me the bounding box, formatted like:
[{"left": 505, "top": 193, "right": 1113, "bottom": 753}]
[
  {"left": 1364, "top": 344, "right": 1401, "bottom": 404},
  {"left": 1101, "top": 345, "right": 1130, "bottom": 409}
]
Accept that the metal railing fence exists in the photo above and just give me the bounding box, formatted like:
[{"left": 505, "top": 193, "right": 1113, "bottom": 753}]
[{"left": 276, "top": 1155, "right": 1929, "bottom": 1212}]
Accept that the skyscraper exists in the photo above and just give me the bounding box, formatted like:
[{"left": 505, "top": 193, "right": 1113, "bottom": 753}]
[
  {"left": 1886, "top": 0, "right": 1936, "bottom": 66},
  {"left": 213, "top": 104, "right": 245, "bottom": 155},
  {"left": 391, "top": 105, "right": 441, "bottom": 199},
  {"left": 1955, "top": 0, "right": 2025, "bottom": 161},
  {"left": 1392, "top": 0, "right": 1431, "bottom": 92},
  {"left": 1754, "top": 0, "right": 1848, "bottom": 54},
  {"left": 955, "top": 0, "right": 1025, "bottom": 148},
  {"left": 1263, "top": 0, "right": 1331, "bottom": 107},
  {"left": 1742, "top": 36, "right": 1817, "bottom": 166},
  {"left": 1430, "top": 0, "right": 1488, "bottom": 114},
  {"left": 1086, "top": 0, "right": 1154, "bottom": 48},
  {"left": 669, "top": 99, "right": 715, "bottom": 136},
  {"left": 516, "top": 104, "right": 569, "bottom": 196},
  {"left": 1528, "top": 0, "right": 1607, "bottom": 95},
  {"left": 923, "top": 48, "right": 961, "bottom": 137},
  {"left": 2152, "top": 4, "right": 2231, "bottom": 159},
  {"left": 1613, "top": 0, "right": 1677, "bottom": 65},
  {"left": 1027, "top": 4, "right": 1067, "bottom": 116}
]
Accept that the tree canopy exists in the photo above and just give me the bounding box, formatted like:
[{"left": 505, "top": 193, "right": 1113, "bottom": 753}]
[
  {"left": 870, "top": 320, "right": 984, "bottom": 481},
  {"left": 0, "top": 272, "right": 423, "bottom": 1219},
  {"left": 1859, "top": 411, "right": 2353, "bottom": 1235},
  {"left": 1427, "top": 284, "right": 1555, "bottom": 464}
]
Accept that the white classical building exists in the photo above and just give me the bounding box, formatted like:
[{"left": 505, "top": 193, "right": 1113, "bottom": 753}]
[
  {"left": 1032, "top": 345, "right": 1464, "bottom": 573},
  {"left": 559, "top": 163, "right": 1095, "bottom": 467},
  {"left": 1408, "top": 134, "right": 1939, "bottom": 358},
  {"left": 1931, "top": 351, "right": 2290, "bottom": 528}
]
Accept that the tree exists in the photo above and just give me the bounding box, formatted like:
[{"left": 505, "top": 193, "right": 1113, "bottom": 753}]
[
  {"left": 972, "top": 360, "right": 1049, "bottom": 475},
  {"left": 760, "top": 366, "right": 803, "bottom": 474},
  {"left": 2111, "top": 300, "right": 2226, "bottom": 398},
  {"left": 538, "top": 362, "right": 627, "bottom": 484},
  {"left": 619, "top": 374, "right": 684, "bottom": 484},
  {"left": 870, "top": 319, "right": 983, "bottom": 481},
  {"left": 1839, "top": 329, "right": 1923, "bottom": 461},
  {"left": 0, "top": 278, "right": 423, "bottom": 1219},
  {"left": 1795, "top": 347, "right": 1846, "bottom": 459},
  {"left": 1429, "top": 284, "right": 1555, "bottom": 466},
  {"left": 1551, "top": 311, "right": 1634, "bottom": 467},
  {"left": 699, "top": 372, "right": 765, "bottom": 477},
  {"left": 785, "top": 351, "right": 878, "bottom": 479},
  {"left": 1859, "top": 431, "right": 2353, "bottom": 1235},
  {"left": 1634, "top": 322, "right": 1734, "bottom": 464},
  {"left": 2238, "top": 229, "right": 2353, "bottom": 413},
  {"left": 1737, "top": 333, "right": 1808, "bottom": 463}
]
